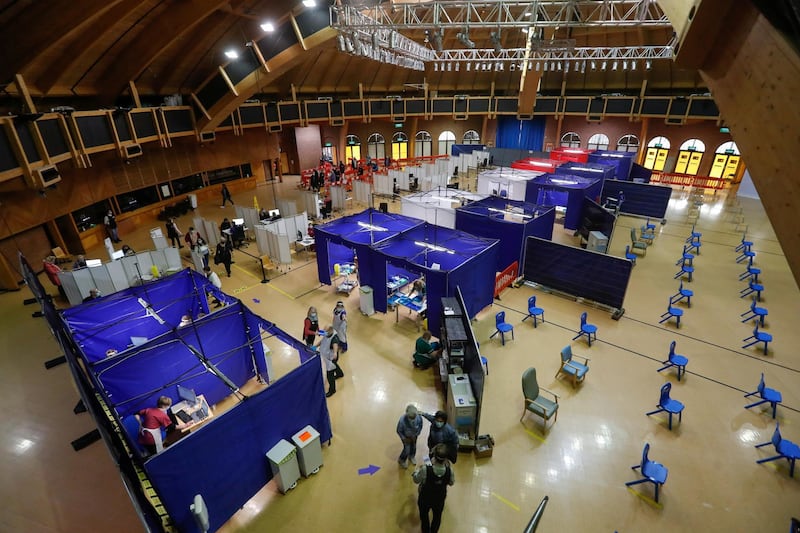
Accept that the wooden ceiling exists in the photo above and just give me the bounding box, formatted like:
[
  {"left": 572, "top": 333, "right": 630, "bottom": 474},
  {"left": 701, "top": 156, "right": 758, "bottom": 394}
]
[{"left": 0, "top": 0, "right": 705, "bottom": 108}]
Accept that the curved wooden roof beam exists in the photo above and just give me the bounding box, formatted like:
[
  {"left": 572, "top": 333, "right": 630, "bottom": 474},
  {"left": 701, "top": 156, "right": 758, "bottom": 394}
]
[
  {"left": 97, "top": 0, "right": 228, "bottom": 104},
  {"left": 198, "top": 27, "right": 337, "bottom": 131},
  {"left": 35, "top": 0, "right": 146, "bottom": 95}
]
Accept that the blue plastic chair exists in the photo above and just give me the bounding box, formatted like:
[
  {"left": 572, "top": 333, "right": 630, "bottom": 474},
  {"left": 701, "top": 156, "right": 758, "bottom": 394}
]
[
  {"left": 670, "top": 280, "right": 693, "bottom": 308},
  {"left": 641, "top": 219, "right": 655, "bottom": 238},
  {"left": 740, "top": 280, "right": 764, "bottom": 301},
  {"left": 686, "top": 236, "right": 702, "bottom": 255},
  {"left": 657, "top": 341, "right": 689, "bottom": 381},
  {"left": 521, "top": 296, "right": 545, "bottom": 328},
  {"left": 646, "top": 382, "right": 685, "bottom": 430},
  {"left": 742, "top": 324, "right": 772, "bottom": 355},
  {"left": 686, "top": 223, "right": 702, "bottom": 242},
  {"left": 490, "top": 311, "right": 514, "bottom": 345},
  {"left": 744, "top": 373, "right": 783, "bottom": 419},
  {"left": 644, "top": 218, "right": 657, "bottom": 233},
  {"left": 626, "top": 443, "right": 669, "bottom": 503},
  {"left": 674, "top": 263, "right": 694, "bottom": 282},
  {"left": 675, "top": 245, "right": 694, "bottom": 267},
  {"left": 735, "top": 231, "right": 753, "bottom": 253},
  {"left": 572, "top": 312, "right": 597, "bottom": 346},
  {"left": 659, "top": 302, "right": 684, "bottom": 329},
  {"left": 624, "top": 245, "right": 637, "bottom": 265},
  {"left": 740, "top": 297, "right": 768, "bottom": 327},
  {"left": 736, "top": 248, "right": 756, "bottom": 264},
  {"left": 555, "top": 345, "right": 590, "bottom": 387},
  {"left": 755, "top": 423, "right": 800, "bottom": 478},
  {"left": 739, "top": 256, "right": 761, "bottom": 283}
]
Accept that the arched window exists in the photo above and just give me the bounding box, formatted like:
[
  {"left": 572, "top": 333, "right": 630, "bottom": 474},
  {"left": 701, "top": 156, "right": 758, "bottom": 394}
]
[
  {"left": 560, "top": 132, "right": 581, "bottom": 148},
  {"left": 345, "top": 134, "right": 361, "bottom": 162},
  {"left": 675, "top": 138, "right": 706, "bottom": 175},
  {"left": 367, "top": 133, "right": 385, "bottom": 160},
  {"left": 616, "top": 134, "right": 640, "bottom": 153},
  {"left": 587, "top": 133, "right": 610, "bottom": 151},
  {"left": 391, "top": 132, "right": 409, "bottom": 161},
  {"left": 415, "top": 131, "right": 432, "bottom": 157},
  {"left": 462, "top": 130, "right": 480, "bottom": 145},
  {"left": 438, "top": 130, "right": 456, "bottom": 155},
  {"left": 709, "top": 141, "right": 742, "bottom": 179},
  {"left": 643, "top": 136, "right": 670, "bottom": 171}
]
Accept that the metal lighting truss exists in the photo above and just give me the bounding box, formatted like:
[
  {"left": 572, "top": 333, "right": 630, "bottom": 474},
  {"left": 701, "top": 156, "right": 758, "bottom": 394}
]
[{"left": 331, "top": 0, "right": 672, "bottom": 31}]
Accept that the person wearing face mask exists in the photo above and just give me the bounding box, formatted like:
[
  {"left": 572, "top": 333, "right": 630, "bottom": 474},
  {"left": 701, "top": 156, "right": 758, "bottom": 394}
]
[
  {"left": 397, "top": 404, "right": 423, "bottom": 469},
  {"left": 135, "top": 396, "right": 189, "bottom": 455},
  {"left": 332, "top": 300, "right": 348, "bottom": 353},
  {"left": 412, "top": 443, "right": 455, "bottom": 533},
  {"left": 316, "top": 326, "right": 344, "bottom": 397},
  {"left": 303, "top": 306, "right": 320, "bottom": 347},
  {"left": 421, "top": 410, "right": 459, "bottom": 464}
]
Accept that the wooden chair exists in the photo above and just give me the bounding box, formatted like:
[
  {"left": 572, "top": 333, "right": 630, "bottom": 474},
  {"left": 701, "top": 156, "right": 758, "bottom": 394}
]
[{"left": 52, "top": 246, "right": 73, "bottom": 264}]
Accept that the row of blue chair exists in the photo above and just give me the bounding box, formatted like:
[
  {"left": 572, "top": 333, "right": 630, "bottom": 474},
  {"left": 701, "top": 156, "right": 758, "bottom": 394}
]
[{"left": 734, "top": 234, "right": 773, "bottom": 355}]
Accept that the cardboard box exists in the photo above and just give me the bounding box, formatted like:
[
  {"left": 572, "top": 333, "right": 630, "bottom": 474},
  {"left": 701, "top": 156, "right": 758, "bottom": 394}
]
[{"left": 474, "top": 434, "right": 494, "bottom": 458}]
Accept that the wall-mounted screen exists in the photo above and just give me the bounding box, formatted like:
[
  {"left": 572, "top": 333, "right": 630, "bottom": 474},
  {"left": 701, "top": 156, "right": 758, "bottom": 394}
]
[
  {"left": 239, "top": 105, "right": 264, "bottom": 125},
  {"left": 0, "top": 126, "right": 19, "bottom": 171},
  {"left": 131, "top": 112, "right": 157, "bottom": 138},
  {"left": 38, "top": 119, "right": 70, "bottom": 157},
  {"left": 76, "top": 115, "right": 114, "bottom": 148},
  {"left": 196, "top": 74, "right": 231, "bottom": 112},
  {"left": 112, "top": 112, "right": 132, "bottom": 142},
  {"left": 15, "top": 121, "right": 42, "bottom": 162},
  {"left": 163, "top": 109, "right": 193, "bottom": 133}
]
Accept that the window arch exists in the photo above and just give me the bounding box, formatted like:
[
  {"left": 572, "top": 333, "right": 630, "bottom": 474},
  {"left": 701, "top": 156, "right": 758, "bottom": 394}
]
[
  {"left": 345, "top": 134, "right": 361, "bottom": 162},
  {"left": 616, "top": 134, "right": 640, "bottom": 153},
  {"left": 643, "top": 136, "right": 670, "bottom": 171},
  {"left": 367, "top": 133, "right": 385, "bottom": 160},
  {"left": 709, "top": 141, "right": 742, "bottom": 179},
  {"left": 587, "top": 133, "right": 610, "bottom": 151},
  {"left": 560, "top": 132, "right": 581, "bottom": 148},
  {"left": 415, "top": 131, "right": 432, "bottom": 157},
  {"left": 438, "top": 130, "right": 456, "bottom": 155},
  {"left": 674, "top": 138, "right": 706, "bottom": 175},
  {"left": 462, "top": 130, "right": 480, "bottom": 145},
  {"left": 391, "top": 132, "right": 409, "bottom": 161}
]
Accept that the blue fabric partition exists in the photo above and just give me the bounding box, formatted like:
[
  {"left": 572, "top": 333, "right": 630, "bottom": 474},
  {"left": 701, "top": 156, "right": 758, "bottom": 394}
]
[
  {"left": 315, "top": 209, "right": 423, "bottom": 285},
  {"left": 364, "top": 224, "right": 498, "bottom": 333},
  {"left": 601, "top": 179, "right": 673, "bottom": 219},
  {"left": 61, "top": 269, "right": 233, "bottom": 362},
  {"left": 455, "top": 196, "right": 554, "bottom": 271},
  {"left": 145, "top": 357, "right": 332, "bottom": 533},
  {"left": 496, "top": 116, "right": 546, "bottom": 150},
  {"left": 587, "top": 151, "right": 635, "bottom": 180},
  {"left": 523, "top": 237, "right": 633, "bottom": 310},
  {"left": 554, "top": 161, "right": 615, "bottom": 186},
  {"left": 629, "top": 163, "right": 652, "bottom": 183},
  {"left": 525, "top": 174, "right": 602, "bottom": 231},
  {"left": 451, "top": 144, "right": 486, "bottom": 156}
]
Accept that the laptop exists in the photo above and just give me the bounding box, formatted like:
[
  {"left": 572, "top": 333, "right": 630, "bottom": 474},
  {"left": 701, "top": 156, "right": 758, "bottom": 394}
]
[
  {"left": 85, "top": 259, "right": 103, "bottom": 267},
  {"left": 174, "top": 410, "right": 193, "bottom": 424},
  {"left": 232, "top": 218, "right": 245, "bottom": 226}
]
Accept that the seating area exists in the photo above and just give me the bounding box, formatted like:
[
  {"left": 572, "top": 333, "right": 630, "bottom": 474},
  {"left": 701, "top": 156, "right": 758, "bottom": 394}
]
[
  {"left": 646, "top": 383, "right": 685, "bottom": 430},
  {"left": 744, "top": 373, "right": 783, "bottom": 419},
  {"left": 625, "top": 443, "right": 669, "bottom": 503},
  {"left": 572, "top": 312, "right": 598, "bottom": 346},
  {"left": 755, "top": 424, "right": 800, "bottom": 478}
]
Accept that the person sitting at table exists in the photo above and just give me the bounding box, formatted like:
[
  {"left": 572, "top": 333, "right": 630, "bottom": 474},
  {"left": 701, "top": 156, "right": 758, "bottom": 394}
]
[
  {"left": 135, "top": 396, "right": 190, "bottom": 455},
  {"left": 408, "top": 279, "right": 426, "bottom": 300},
  {"left": 413, "top": 330, "right": 443, "bottom": 370},
  {"left": 259, "top": 207, "right": 269, "bottom": 221}
]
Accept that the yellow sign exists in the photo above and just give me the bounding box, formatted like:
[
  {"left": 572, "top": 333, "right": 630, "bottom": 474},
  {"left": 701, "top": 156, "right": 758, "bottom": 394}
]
[
  {"left": 686, "top": 151, "right": 703, "bottom": 175},
  {"left": 723, "top": 155, "right": 740, "bottom": 179},
  {"left": 653, "top": 149, "right": 668, "bottom": 171},
  {"left": 709, "top": 154, "right": 727, "bottom": 178},
  {"left": 674, "top": 151, "right": 690, "bottom": 174},
  {"left": 644, "top": 148, "right": 657, "bottom": 169}
]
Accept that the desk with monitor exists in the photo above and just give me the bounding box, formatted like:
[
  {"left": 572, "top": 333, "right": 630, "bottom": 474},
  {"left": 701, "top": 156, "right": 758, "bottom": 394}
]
[{"left": 170, "top": 386, "right": 214, "bottom": 432}]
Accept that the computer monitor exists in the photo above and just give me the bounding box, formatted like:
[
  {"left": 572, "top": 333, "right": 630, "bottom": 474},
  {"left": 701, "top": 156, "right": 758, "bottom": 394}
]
[
  {"left": 85, "top": 259, "right": 103, "bottom": 267},
  {"left": 111, "top": 250, "right": 124, "bottom": 260},
  {"left": 232, "top": 218, "right": 245, "bottom": 226},
  {"left": 268, "top": 209, "right": 280, "bottom": 218},
  {"left": 177, "top": 385, "right": 198, "bottom": 405}
]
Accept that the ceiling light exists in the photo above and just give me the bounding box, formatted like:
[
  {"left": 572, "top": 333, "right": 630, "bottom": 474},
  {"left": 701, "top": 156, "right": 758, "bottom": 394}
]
[
  {"left": 623, "top": 60, "right": 628, "bottom": 70},
  {"left": 645, "top": 60, "right": 652, "bottom": 70},
  {"left": 455, "top": 63, "right": 459, "bottom": 72},
  {"left": 631, "top": 60, "right": 637, "bottom": 71},
  {"left": 337, "top": 35, "right": 346, "bottom": 52},
  {"left": 457, "top": 30, "right": 475, "bottom": 48},
  {"left": 590, "top": 60, "right": 596, "bottom": 71},
  {"left": 550, "top": 61, "right": 556, "bottom": 71},
  {"left": 260, "top": 22, "right": 275, "bottom": 32},
  {"left": 612, "top": 60, "right": 618, "bottom": 71},
  {"left": 224, "top": 49, "right": 239, "bottom": 59},
  {"left": 534, "top": 62, "right": 539, "bottom": 72},
  {"left": 543, "top": 62, "right": 548, "bottom": 72},
  {"left": 431, "top": 28, "right": 443, "bottom": 52},
  {"left": 521, "top": 28, "right": 528, "bottom": 34},
  {"left": 302, "top": 0, "right": 316, "bottom": 7},
  {"left": 466, "top": 63, "right": 471, "bottom": 71},
  {"left": 581, "top": 61, "right": 586, "bottom": 73},
  {"left": 601, "top": 60, "right": 607, "bottom": 71},
  {"left": 524, "top": 12, "right": 532, "bottom": 17},
  {"left": 557, "top": 62, "right": 562, "bottom": 71},
  {"left": 564, "top": 62, "right": 569, "bottom": 73},
  {"left": 447, "top": 62, "right": 452, "bottom": 71},
  {"left": 434, "top": 63, "right": 438, "bottom": 72}
]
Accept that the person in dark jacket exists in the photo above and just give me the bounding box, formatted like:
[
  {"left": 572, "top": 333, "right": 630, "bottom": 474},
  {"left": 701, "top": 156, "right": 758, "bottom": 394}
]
[
  {"left": 397, "top": 404, "right": 423, "bottom": 468},
  {"left": 421, "top": 410, "right": 459, "bottom": 464},
  {"left": 166, "top": 218, "right": 183, "bottom": 248},
  {"left": 220, "top": 183, "right": 234, "bottom": 207},
  {"left": 214, "top": 236, "right": 232, "bottom": 277},
  {"left": 412, "top": 443, "right": 455, "bottom": 533}
]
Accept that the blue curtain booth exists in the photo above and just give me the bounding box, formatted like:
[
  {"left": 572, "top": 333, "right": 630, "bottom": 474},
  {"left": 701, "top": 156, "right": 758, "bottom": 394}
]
[
  {"left": 364, "top": 223, "right": 499, "bottom": 333},
  {"left": 579, "top": 198, "right": 617, "bottom": 241},
  {"left": 523, "top": 237, "right": 633, "bottom": 311},
  {"left": 601, "top": 179, "right": 673, "bottom": 219},
  {"left": 451, "top": 143, "right": 486, "bottom": 156},
  {"left": 525, "top": 174, "right": 603, "bottom": 231},
  {"left": 496, "top": 115, "right": 546, "bottom": 150},
  {"left": 554, "top": 161, "right": 616, "bottom": 185},
  {"left": 61, "top": 269, "right": 234, "bottom": 363},
  {"left": 146, "top": 357, "right": 331, "bottom": 533},
  {"left": 588, "top": 150, "right": 636, "bottom": 180},
  {"left": 629, "top": 162, "right": 653, "bottom": 183},
  {"left": 59, "top": 268, "right": 330, "bottom": 532},
  {"left": 315, "top": 208, "right": 423, "bottom": 285},
  {"left": 455, "top": 196, "right": 555, "bottom": 271}
]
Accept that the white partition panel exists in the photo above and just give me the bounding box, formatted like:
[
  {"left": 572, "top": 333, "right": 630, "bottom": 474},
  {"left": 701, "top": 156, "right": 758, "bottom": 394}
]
[
  {"left": 255, "top": 225, "right": 270, "bottom": 256},
  {"left": 277, "top": 199, "right": 297, "bottom": 217},
  {"left": 135, "top": 252, "right": 156, "bottom": 279},
  {"left": 373, "top": 174, "right": 392, "bottom": 196},
  {"left": 203, "top": 219, "right": 219, "bottom": 248},
  {"left": 353, "top": 180, "right": 372, "bottom": 205},
  {"left": 164, "top": 247, "right": 182, "bottom": 273},
  {"left": 73, "top": 267, "right": 97, "bottom": 302},
  {"left": 89, "top": 265, "right": 116, "bottom": 297},
  {"left": 302, "top": 191, "right": 321, "bottom": 219},
  {"left": 58, "top": 271, "right": 82, "bottom": 306},
  {"left": 275, "top": 234, "right": 292, "bottom": 265},
  {"left": 330, "top": 185, "right": 347, "bottom": 211},
  {"left": 150, "top": 228, "right": 168, "bottom": 250},
  {"left": 190, "top": 250, "right": 205, "bottom": 272},
  {"left": 120, "top": 256, "right": 142, "bottom": 285},
  {"left": 106, "top": 260, "right": 130, "bottom": 292}
]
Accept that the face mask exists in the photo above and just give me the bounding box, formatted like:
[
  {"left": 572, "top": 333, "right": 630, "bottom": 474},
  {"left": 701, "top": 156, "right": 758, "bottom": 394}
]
[
  {"left": 407, "top": 415, "right": 416, "bottom": 422},
  {"left": 434, "top": 421, "right": 444, "bottom": 429},
  {"left": 310, "top": 313, "right": 317, "bottom": 320}
]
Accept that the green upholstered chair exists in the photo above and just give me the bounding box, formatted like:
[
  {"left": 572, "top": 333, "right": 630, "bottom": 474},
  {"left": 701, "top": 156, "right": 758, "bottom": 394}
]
[
  {"left": 521, "top": 367, "right": 559, "bottom": 430},
  {"left": 630, "top": 228, "right": 647, "bottom": 256}
]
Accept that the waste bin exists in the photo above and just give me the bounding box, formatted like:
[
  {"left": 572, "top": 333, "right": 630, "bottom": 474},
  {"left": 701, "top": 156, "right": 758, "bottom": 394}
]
[
  {"left": 266, "top": 439, "right": 300, "bottom": 493},
  {"left": 291, "top": 425, "right": 323, "bottom": 477},
  {"left": 188, "top": 193, "right": 198, "bottom": 209},
  {"left": 359, "top": 285, "right": 374, "bottom": 316}
]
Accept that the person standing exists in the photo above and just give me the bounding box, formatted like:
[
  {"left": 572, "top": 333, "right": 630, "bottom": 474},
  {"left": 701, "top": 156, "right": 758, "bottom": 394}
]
[
  {"left": 203, "top": 266, "right": 223, "bottom": 308},
  {"left": 421, "top": 411, "right": 459, "bottom": 464},
  {"left": 316, "top": 326, "right": 344, "bottom": 397},
  {"left": 43, "top": 255, "right": 66, "bottom": 300},
  {"left": 214, "top": 237, "right": 232, "bottom": 277},
  {"left": 397, "top": 404, "right": 423, "bottom": 468},
  {"left": 166, "top": 218, "right": 183, "bottom": 248},
  {"left": 303, "top": 306, "right": 319, "bottom": 347},
  {"left": 104, "top": 210, "right": 120, "bottom": 243},
  {"left": 220, "top": 183, "right": 234, "bottom": 207},
  {"left": 332, "top": 300, "right": 348, "bottom": 353},
  {"left": 412, "top": 443, "right": 455, "bottom": 533}
]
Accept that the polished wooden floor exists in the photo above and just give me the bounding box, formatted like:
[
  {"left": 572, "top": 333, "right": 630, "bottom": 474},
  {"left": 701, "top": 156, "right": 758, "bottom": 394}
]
[{"left": 1, "top": 177, "right": 798, "bottom": 533}]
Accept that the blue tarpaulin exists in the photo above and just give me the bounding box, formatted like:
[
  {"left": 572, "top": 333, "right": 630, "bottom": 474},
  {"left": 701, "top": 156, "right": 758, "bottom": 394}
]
[
  {"left": 588, "top": 150, "right": 636, "bottom": 180},
  {"left": 455, "top": 196, "right": 555, "bottom": 271},
  {"left": 525, "top": 174, "right": 603, "bottom": 230}
]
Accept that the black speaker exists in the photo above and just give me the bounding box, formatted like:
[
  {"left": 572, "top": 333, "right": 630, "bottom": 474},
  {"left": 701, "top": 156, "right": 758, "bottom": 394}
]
[{"left": 379, "top": 202, "right": 388, "bottom": 214}]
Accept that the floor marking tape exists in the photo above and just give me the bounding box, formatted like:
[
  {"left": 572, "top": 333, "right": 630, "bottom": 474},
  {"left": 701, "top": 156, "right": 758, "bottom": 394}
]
[
  {"left": 626, "top": 487, "right": 663, "bottom": 509},
  {"left": 491, "top": 492, "right": 520, "bottom": 511},
  {"left": 524, "top": 428, "right": 546, "bottom": 443}
]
